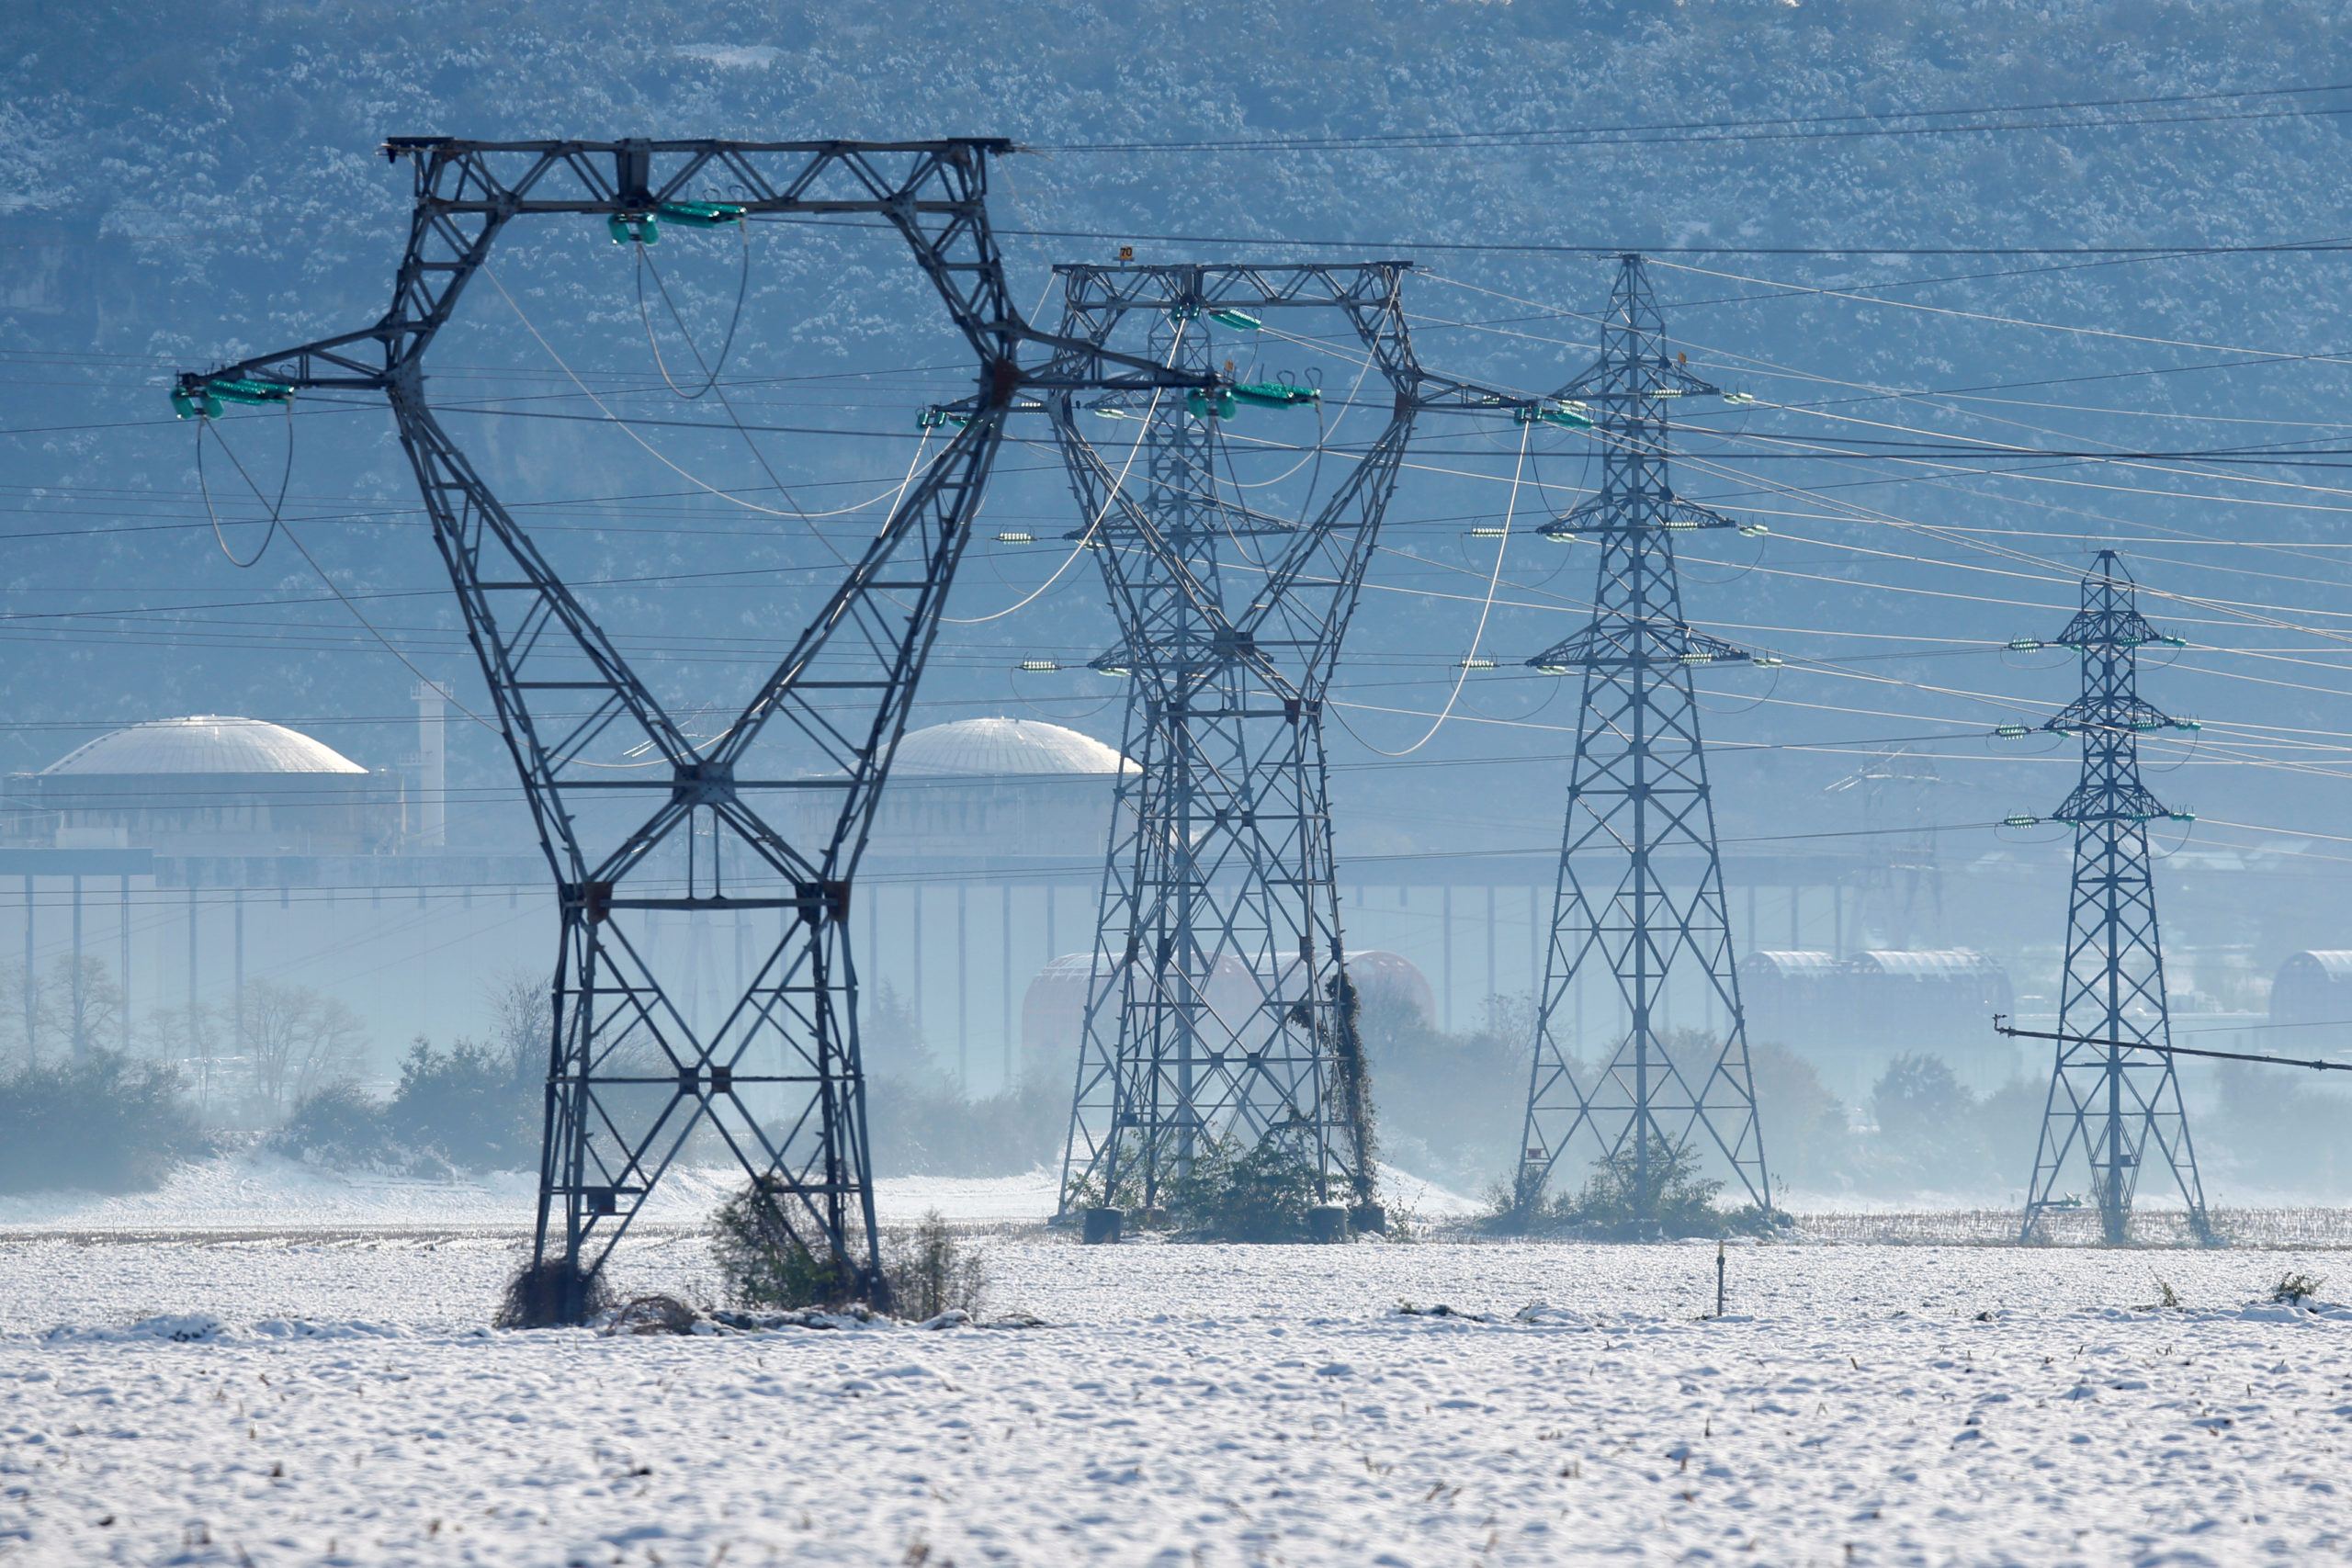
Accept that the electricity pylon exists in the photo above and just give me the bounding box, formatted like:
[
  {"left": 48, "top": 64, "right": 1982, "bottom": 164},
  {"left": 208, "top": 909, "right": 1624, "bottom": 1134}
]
[
  {"left": 2017, "top": 551, "right": 2211, "bottom": 1244},
  {"left": 1045, "top": 262, "right": 1534, "bottom": 1236},
  {"left": 1517, "top": 254, "right": 1773, "bottom": 1229},
  {"left": 177, "top": 137, "right": 1208, "bottom": 1319}
]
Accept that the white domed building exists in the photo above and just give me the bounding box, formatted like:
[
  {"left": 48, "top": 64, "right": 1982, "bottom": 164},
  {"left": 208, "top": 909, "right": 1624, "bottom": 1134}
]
[
  {"left": 818, "top": 717, "right": 1139, "bottom": 1092},
  {"left": 817, "top": 716, "right": 1137, "bottom": 864},
  {"left": 14, "top": 716, "right": 403, "bottom": 855}
]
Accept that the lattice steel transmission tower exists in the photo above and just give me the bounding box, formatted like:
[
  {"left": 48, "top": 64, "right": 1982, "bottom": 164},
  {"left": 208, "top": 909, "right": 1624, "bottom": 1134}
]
[
  {"left": 1045, "top": 263, "right": 1532, "bottom": 1237},
  {"left": 1516, "top": 254, "right": 1773, "bottom": 1228},
  {"left": 177, "top": 137, "right": 1207, "bottom": 1319},
  {"left": 2017, "top": 551, "right": 2211, "bottom": 1244}
]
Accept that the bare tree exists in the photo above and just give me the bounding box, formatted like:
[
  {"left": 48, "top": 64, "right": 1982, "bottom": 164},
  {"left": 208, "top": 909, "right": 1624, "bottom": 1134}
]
[
  {"left": 140, "top": 1001, "right": 230, "bottom": 1115},
  {"left": 42, "top": 955, "right": 124, "bottom": 1063},
  {"left": 242, "top": 981, "right": 368, "bottom": 1117},
  {"left": 486, "top": 967, "right": 554, "bottom": 1088},
  {"left": 0, "top": 962, "right": 37, "bottom": 1068}
]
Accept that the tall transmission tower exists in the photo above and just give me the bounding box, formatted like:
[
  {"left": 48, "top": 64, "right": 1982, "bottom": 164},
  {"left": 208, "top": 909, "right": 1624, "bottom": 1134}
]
[
  {"left": 1045, "top": 263, "right": 1534, "bottom": 1238},
  {"left": 177, "top": 137, "right": 1208, "bottom": 1319},
  {"left": 2016, "top": 551, "right": 2211, "bottom": 1244},
  {"left": 1516, "top": 254, "right": 1774, "bottom": 1229}
]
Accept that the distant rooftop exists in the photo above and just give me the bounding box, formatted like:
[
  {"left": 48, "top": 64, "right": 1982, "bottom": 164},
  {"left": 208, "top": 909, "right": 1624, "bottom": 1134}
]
[{"left": 40, "top": 716, "right": 368, "bottom": 777}]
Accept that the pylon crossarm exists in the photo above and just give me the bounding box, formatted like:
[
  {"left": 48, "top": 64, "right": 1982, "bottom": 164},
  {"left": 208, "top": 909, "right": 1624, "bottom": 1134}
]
[
  {"left": 1053, "top": 260, "right": 1424, "bottom": 388},
  {"left": 1557, "top": 358, "right": 1724, "bottom": 402}
]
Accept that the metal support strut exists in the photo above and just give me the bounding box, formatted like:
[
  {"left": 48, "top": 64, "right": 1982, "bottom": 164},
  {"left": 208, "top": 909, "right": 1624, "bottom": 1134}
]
[{"left": 176, "top": 137, "right": 1210, "bottom": 1319}]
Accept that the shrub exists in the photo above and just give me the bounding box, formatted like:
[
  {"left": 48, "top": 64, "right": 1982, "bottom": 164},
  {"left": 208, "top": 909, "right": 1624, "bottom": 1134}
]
[
  {"left": 710, "top": 1176, "right": 867, "bottom": 1310},
  {"left": 2273, "top": 1271, "right": 2324, "bottom": 1306},
  {"left": 884, "top": 1209, "right": 988, "bottom": 1320},
  {"left": 270, "top": 1036, "right": 539, "bottom": 1175},
  {"left": 273, "top": 1081, "right": 401, "bottom": 1169},
  {"left": 387, "top": 1037, "right": 537, "bottom": 1171},
  {"left": 496, "top": 1258, "right": 612, "bottom": 1328},
  {"left": 710, "top": 1185, "right": 990, "bottom": 1319},
  {"left": 0, "top": 1051, "right": 208, "bottom": 1194},
  {"left": 1164, "top": 1134, "right": 1324, "bottom": 1242},
  {"left": 1492, "top": 1134, "right": 1777, "bottom": 1241}
]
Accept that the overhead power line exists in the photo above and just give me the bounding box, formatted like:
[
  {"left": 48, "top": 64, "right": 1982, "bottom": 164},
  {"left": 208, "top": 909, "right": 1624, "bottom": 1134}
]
[{"left": 1031, "top": 80, "right": 2352, "bottom": 153}]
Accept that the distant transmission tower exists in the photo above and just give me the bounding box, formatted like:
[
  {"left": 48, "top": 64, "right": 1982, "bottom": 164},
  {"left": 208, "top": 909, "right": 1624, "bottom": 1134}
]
[
  {"left": 1517, "top": 254, "right": 1773, "bottom": 1228},
  {"left": 1046, "top": 262, "right": 1531, "bottom": 1239},
  {"left": 177, "top": 138, "right": 1208, "bottom": 1320},
  {"left": 2017, "top": 550, "right": 2211, "bottom": 1244}
]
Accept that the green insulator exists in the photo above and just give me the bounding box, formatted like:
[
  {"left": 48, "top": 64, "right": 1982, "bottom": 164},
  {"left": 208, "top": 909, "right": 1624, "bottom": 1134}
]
[
  {"left": 917, "top": 407, "right": 968, "bottom": 430},
  {"left": 1186, "top": 388, "right": 1238, "bottom": 420},
  {"left": 1722, "top": 391, "right": 1760, "bottom": 408},
  {"left": 1995, "top": 724, "right": 2030, "bottom": 739},
  {"left": 171, "top": 388, "right": 220, "bottom": 420},
  {"left": 2174, "top": 718, "right": 2201, "bottom": 732},
  {"left": 210, "top": 378, "right": 294, "bottom": 406},
  {"left": 656, "top": 201, "right": 746, "bottom": 228},
  {"left": 1230, "top": 381, "right": 1318, "bottom": 410},
  {"left": 1515, "top": 402, "right": 1594, "bottom": 431},
  {"left": 1206, "top": 309, "right": 1261, "bottom": 331},
  {"left": 607, "top": 213, "right": 659, "bottom": 245},
  {"left": 2169, "top": 809, "right": 2196, "bottom": 823}
]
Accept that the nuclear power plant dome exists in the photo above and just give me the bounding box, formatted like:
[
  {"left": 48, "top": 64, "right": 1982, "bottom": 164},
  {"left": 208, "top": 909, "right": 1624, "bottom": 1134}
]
[
  {"left": 890, "top": 717, "right": 1136, "bottom": 778},
  {"left": 16, "top": 716, "right": 394, "bottom": 855},
  {"left": 41, "top": 716, "right": 368, "bottom": 777}
]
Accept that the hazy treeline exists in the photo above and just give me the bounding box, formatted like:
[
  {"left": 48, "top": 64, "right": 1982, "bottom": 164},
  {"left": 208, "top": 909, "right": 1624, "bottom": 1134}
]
[{"left": 0, "top": 963, "right": 548, "bottom": 1195}]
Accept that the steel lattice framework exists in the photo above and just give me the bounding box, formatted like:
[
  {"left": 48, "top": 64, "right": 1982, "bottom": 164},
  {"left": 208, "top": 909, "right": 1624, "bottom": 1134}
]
[
  {"left": 2018, "top": 551, "right": 2211, "bottom": 1244},
  {"left": 1041, "top": 263, "right": 1532, "bottom": 1230},
  {"left": 1516, "top": 254, "right": 1773, "bottom": 1227},
  {"left": 176, "top": 138, "right": 1207, "bottom": 1318}
]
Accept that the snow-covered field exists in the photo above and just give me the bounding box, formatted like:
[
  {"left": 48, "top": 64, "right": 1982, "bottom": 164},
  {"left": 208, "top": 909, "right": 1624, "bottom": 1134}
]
[{"left": 0, "top": 1166, "right": 2347, "bottom": 1565}]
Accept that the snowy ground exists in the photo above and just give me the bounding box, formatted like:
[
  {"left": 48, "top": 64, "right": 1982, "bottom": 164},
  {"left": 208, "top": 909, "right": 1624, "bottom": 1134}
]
[{"left": 0, "top": 1168, "right": 2347, "bottom": 1565}]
